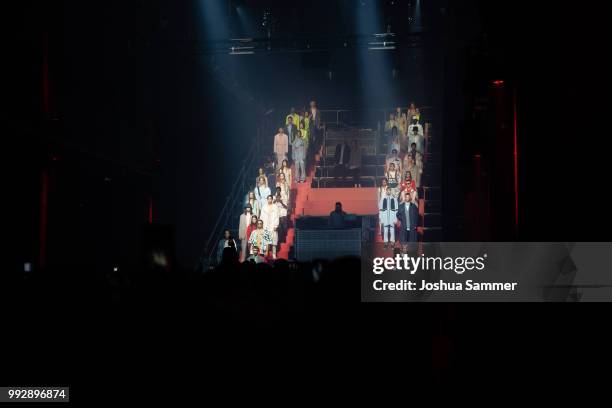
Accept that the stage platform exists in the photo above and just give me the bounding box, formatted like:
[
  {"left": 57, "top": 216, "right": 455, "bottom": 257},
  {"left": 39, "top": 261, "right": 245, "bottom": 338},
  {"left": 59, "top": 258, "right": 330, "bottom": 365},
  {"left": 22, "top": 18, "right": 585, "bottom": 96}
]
[{"left": 298, "top": 187, "right": 379, "bottom": 216}]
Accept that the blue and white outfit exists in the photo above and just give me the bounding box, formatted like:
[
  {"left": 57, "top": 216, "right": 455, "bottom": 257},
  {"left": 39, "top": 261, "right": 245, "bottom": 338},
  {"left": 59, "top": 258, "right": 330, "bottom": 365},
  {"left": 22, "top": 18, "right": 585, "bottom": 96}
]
[
  {"left": 254, "top": 185, "right": 271, "bottom": 216},
  {"left": 379, "top": 194, "right": 398, "bottom": 244}
]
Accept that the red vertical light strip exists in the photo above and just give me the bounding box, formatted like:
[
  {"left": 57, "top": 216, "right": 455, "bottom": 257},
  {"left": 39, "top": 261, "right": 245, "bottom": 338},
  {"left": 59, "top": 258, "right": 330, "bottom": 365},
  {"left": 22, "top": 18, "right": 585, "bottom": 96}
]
[
  {"left": 42, "top": 33, "right": 49, "bottom": 115},
  {"left": 148, "top": 197, "right": 153, "bottom": 224},
  {"left": 40, "top": 33, "right": 50, "bottom": 268},
  {"left": 40, "top": 169, "right": 48, "bottom": 268},
  {"left": 513, "top": 86, "right": 519, "bottom": 231}
]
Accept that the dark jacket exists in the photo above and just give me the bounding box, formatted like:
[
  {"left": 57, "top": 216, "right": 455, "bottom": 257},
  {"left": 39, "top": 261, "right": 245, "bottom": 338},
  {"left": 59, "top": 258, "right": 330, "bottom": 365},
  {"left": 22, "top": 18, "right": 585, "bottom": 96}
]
[
  {"left": 397, "top": 202, "right": 419, "bottom": 243},
  {"left": 334, "top": 143, "right": 351, "bottom": 166},
  {"left": 397, "top": 202, "right": 419, "bottom": 232},
  {"left": 286, "top": 124, "right": 298, "bottom": 143},
  {"left": 217, "top": 238, "right": 237, "bottom": 264},
  {"left": 329, "top": 210, "right": 347, "bottom": 229}
]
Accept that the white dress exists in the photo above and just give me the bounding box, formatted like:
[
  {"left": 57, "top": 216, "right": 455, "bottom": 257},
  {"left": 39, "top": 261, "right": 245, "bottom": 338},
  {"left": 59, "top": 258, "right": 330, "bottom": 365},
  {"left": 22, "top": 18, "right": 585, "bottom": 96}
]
[{"left": 259, "top": 203, "right": 280, "bottom": 245}]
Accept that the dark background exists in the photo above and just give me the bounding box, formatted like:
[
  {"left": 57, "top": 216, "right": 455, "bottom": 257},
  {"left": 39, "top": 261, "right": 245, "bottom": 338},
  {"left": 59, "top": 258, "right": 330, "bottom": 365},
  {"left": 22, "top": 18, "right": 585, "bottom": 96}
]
[{"left": 4, "top": 0, "right": 612, "bottom": 394}]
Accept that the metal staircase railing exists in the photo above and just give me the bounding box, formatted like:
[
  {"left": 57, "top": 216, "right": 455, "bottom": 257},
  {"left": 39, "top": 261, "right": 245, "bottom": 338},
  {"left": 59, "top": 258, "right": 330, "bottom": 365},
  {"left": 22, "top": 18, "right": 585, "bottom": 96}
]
[{"left": 197, "top": 141, "right": 258, "bottom": 271}]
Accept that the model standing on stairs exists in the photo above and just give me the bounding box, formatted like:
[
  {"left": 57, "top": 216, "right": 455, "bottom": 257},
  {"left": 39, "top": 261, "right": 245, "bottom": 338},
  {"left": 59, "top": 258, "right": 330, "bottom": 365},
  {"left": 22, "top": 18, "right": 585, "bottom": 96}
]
[
  {"left": 259, "top": 195, "right": 280, "bottom": 259},
  {"left": 248, "top": 219, "right": 272, "bottom": 258},
  {"left": 379, "top": 186, "right": 399, "bottom": 249},
  {"left": 293, "top": 130, "right": 306, "bottom": 183},
  {"left": 278, "top": 159, "right": 292, "bottom": 187},
  {"left": 244, "top": 214, "right": 258, "bottom": 256},
  {"left": 274, "top": 190, "right": 288, "bottom": 245},
  {"left": 254, "top": 177, "right": 271, "bottom": 217}
]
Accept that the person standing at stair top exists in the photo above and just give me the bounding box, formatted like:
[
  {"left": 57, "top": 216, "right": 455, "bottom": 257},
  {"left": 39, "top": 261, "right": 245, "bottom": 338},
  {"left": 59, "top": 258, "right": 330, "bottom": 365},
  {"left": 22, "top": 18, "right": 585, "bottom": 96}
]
[
  {"left": 334, "top": 140, "right": 351, "bottom": 182},
  {"left": 260, "top": 195, "right": 280, "bottom": 259},
  {"left": 303, "top": 110, "right": 315, "bottom": 169},
  {"left": 285, "top": 115, "right": 298, "bottom": 148},
  {"left": 286, "top": 107, "right": 300, "bottom": 128},
  {"left": 299, "top": 119, "right": 310, "bottom": 164},
  {"left": 293, "top": 130, "right": 307, "bottom": 183},
  {"left": 379, "top": 187, "right": 399, "bottom": 249},
  {"left": 254, "top": 177, "right": 271, "bottom": 217},
  {"left": 309, "top": 100, "right": 322, "bottom": 151},
  {"left": 274, "top": 127, "right": 289, "bottom": 169}
]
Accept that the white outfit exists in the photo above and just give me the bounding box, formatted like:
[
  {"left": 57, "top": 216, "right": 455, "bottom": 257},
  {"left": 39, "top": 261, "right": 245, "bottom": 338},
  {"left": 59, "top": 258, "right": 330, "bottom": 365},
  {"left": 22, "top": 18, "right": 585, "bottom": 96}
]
[
  {"left": 273, "top": 132, "right": 289, "bottom": 168},
  {"left": 259, "top": 203, "right": 280, "bottom": 246},
  {"left": 379, "top": 195, "right": 398, "bottom": 243}
]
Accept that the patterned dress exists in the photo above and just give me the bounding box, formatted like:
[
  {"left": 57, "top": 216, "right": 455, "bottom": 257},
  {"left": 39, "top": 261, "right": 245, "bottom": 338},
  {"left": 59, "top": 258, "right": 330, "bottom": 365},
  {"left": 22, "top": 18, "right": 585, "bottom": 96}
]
[{"left": 248, "top": 228, "right": 272, "bottom": 253}]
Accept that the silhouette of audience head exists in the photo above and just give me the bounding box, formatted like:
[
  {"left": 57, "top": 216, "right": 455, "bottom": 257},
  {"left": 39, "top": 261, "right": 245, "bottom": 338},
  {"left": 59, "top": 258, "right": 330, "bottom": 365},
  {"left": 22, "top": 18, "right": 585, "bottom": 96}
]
[{"left": 221, "top": 246, "right": 238, "bottom": 265}]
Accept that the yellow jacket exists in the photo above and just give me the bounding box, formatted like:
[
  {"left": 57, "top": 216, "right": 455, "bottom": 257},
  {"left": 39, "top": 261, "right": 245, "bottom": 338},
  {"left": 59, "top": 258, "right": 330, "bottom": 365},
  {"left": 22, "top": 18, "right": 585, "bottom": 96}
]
[
  {"left": 286, "top": 113, "right": 300, "bottom": 126},
  {"left": 301, "top": 126, "right": 310, "bottom": 145}
]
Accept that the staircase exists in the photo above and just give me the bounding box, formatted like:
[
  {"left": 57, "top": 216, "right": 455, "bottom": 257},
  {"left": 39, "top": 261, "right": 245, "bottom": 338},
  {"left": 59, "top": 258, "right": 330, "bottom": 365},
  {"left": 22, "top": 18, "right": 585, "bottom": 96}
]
[
  {"left": 276, "top": 154, "right": 318, "bottom": 260},
  {"left": 276, "top": 179, "right": 304, "bottom": 259},
  {"left": 273, "top": 120, "right": 443, "bottom": 260}
]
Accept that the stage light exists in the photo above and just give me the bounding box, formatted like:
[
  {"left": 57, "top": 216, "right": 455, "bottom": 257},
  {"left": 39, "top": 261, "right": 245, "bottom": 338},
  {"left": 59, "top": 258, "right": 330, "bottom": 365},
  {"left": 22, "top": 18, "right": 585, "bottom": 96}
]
[
  {"left": 113, "top": 266, "right": 118, "bottom": 272},
  {"left": 229, "top": 38, "right": 255, "bottom": 55},
  {"left": 197, "top": 0, "right": 229, "bottom": 41},
  {"left": 369, "top": 32, "right": 396, "bottom": 50},
  {"left": 229, "top": 47, "right": 254, "bottom": 55},
  {"left": 408, "top": 0, "right": 422, "bottom": 32},
  {"left": 492, "top": 80, "right": 505, "bottom": 88},
  {"left": 24, "top": 262, "right": 32, "bottom": 273}
]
